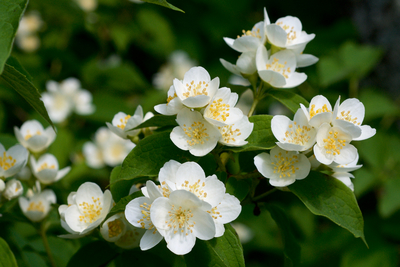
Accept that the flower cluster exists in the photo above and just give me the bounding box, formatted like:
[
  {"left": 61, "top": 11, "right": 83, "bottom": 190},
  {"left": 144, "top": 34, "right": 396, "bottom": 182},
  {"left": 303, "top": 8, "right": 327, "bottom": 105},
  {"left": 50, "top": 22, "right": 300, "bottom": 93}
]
[
  {"left": 221, "top": 8, "right": 318, "bottom": 88},
  {"left": 42, "top": 78, "right": 95, "bottom": 123},
  {"left": 155, "top": 66, "right": 254, "bottom": 156},
  {"left": 125, "top": 160, "right": 241, "bottom": 255},
  {"left": 255, "top": 95, "right": 375, "bottom": 190}
]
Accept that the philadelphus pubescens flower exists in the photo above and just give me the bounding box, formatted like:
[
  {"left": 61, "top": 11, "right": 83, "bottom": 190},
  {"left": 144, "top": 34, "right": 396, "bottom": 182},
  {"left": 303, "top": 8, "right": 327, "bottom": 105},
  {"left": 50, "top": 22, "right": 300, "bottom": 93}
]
[
  {"left": 30, "top": 154, "right": 71, "bottom": 184},
  {"left": 170, "top": 109, "right": 221, "bottom": 157},
  {"left": 153, "top": 50, "right": 197, "bottom": 91},
  {"left": 59, "top": 182, "right": 113, "bottom": 238},
  {"left": 154, "top": 85, "right": 184, "bottom": 116},
  {"left": 329, "top": 154, "right": 362, "bottom": 192},
  {"left": 106, "top": 105, "right": 154, "bottom": 139},
  {"left": 14, "top": 120, "right": 56, "bottom": 153},
  {"left": 83, "top": 127, "right": 135, "bottom": 168},
  {"left": 217, "top": 116, "right": 254, "bottom": 147},
  {"left": 42, "top": 78, "right": 95, "bottom": 123},
  {"left": 264, "top": 14, "right": 315, "bottom": 50},
  {"left": 3, "top": 179, "right": 23, "bottom": 200},
  {"left": 125, "top": 160, "right": 241, "bottom": 255},
  {"left": 74, "top": 0, "right": 97, "bottom": 12},
  {"left": 256, "top": 46, "right": 307, "bottom": 88},
  {"left": 254, "top": 146, "right": 311, "bottom": 187},
  {"left": 0, "top": 143, "right": 29, "bottom": 178},
  {"left": 173, "top": 66, "right": 219, "bottom": 108},
  {"left": 19, "top": 183, "right": 56, "bottom": 222},
  {"left": 271, "top": 108, "right": 316, "bottom": 152}
]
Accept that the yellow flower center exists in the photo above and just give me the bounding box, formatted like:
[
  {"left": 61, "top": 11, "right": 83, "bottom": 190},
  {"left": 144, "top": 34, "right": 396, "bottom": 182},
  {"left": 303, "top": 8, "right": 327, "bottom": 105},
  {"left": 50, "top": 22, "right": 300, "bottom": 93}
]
[
  {"left": 271, "top": 151, "right": 299, "bottom": 178},
  {"left": 0, "top": 151, "right": 16, "bottom": 171},
  {"left": 309, "top": 104, "right": 330, "bottom": 119},
  {"left": 208, "top": 98, "right": 230, "bottom": 122},
  {"left": 180, "top": 179, "right": 207, "bottom": 200},
  {"left": 183, "top": 122, "right": 209, "bottom": 146},
  {"left": 78, "top": 197, "right": 103, "bottom": 224},
  {"left": 166, "top": 205, "right": 195, "bottom": 236},
  {"left": 218, "top": 125, "right": 241, "bottom": 144},
  {"left": 182, "top": 81, "right": 209, "bottom": 99},
  {"left": 167, "top": 93, "right": 178, "bottom": 105},
  {"left": 276, "top": 21, "right": 297, "bottom": 42},
  {"left": 336, "top": 110, "right": 360, "bottom": 125},
  {"left": 137, "top": 202, "right": 155, "bottom": 230},
  {"left": 117, "top": 115, "right": 131, "bottom": 129},
  {"left": 207, "top": 206, "right": 222, "bottom": 220},
  {"left": 107, "top": 218, "right": 124, "bottom": 238},
  {"left": 283, "top": 121, "right": 312, "bottom": 146},
  {"left": 24, "top": 130, "right": 42, "bottom": 140},
  {"left": 266, "top": 57, "right": 291, "bottom": 78},
  {"left": 27, "top": 201, "right": 45, "bottom": 212},
  {"left": 323, "top": 131, "right": 347, "bottom": 156},
  {"left": 237, "top": 27, "right": 261, "bottom": 39},
  {"left": 37, "top": 162, "right": 56, "bottom": 172}
]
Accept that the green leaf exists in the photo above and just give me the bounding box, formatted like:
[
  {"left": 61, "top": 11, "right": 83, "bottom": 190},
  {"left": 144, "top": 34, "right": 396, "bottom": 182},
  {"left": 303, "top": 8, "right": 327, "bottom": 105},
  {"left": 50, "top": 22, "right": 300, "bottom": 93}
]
[
  {"left": 0, "top": 237, "right": 17, "bottom": 267},
  {"left": 267, "top": 90, "right": 309, "bottom": 113},
  {"left": 106, "top": 190, "right": 144, "bottom": 220},
  {"left": 288, "top": 171, "right": 366, "bottom": 245},
  {"left": 114, "top": 131, "right": 197, "bottom": 185},
  {"left": 127, "top": 115, "right": 177, "bottom": 131},
  {"left": 226, "top": 115, "right": 275, "bottom": 152},
  {"left": 226, "top": 177, "right": 251, "bottom": 202},
  {"left": 0, "top": 64, "right": 55, "bottom": 130},
  {"left": 184, "top": 224, "right": 245, "bottom": 267},
  {"left": 265, "top": 204, "right": 301, "bottom": 267},
  {"left": 0, "top": 0, "right": 28, "bottom": 74},
  {"left": 378, "top": 178, "right": 400, "bottom": 218},
  {"left": 67, "top": 240, "right": 117, "bottom": 267},
  {"left": 141, "top": 0, "right": 184, "bottom": 13}
]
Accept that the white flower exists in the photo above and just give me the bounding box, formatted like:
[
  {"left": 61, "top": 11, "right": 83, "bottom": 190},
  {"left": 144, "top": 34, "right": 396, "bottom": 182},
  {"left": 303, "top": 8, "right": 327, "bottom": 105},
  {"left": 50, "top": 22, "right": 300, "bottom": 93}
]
[
  {"left": 256, "top": 46, "right": 307, "bottom": 88},
  {"left": 83, "top": 127, "right": 135, "bottom": 168},
  {"left": 153, "top": 50, "right": 197, "bottom": 91},
  {"left": 106, "top": 106, "right": 144, "bottom": 139},
  {"left": 154, "top": 85, "right": 185, "bottom": 116},
  {"left": 15, "top": 12, "right": 42, "bottom": 52},
  {"left": 14, "top": 120, "right": 56, "bottom": 153},
  {"left": 314, "top": 123, "right": 358, "bottom": 165},
  {"left": 235, "top": 89, "right": 254, "bottom": 115},
  {"left": 0, "top": 143, "right": 29, "bottom": 178},
  {"left": 100, "top": 213, "right": 127, "bottom": 242},
  {"left": 3, "top": 179, "right": 23, "bottom": 200},
  {"left": 42, "top": 78, "right": 95, "bottom": 123},
  {"left": 223, "top": 8, "right": 269, "bottom": 53},
  {"left": 265, "top": 15, "right": 315, "bottom": 50},
  {"left": 0, "top": 180, "right": 4, "bottom": 192},
  {"left": 271, "top": 108, "right": 316, "bottom": 151},
  {"left": 231, "top": 222, "right": 254, "bottom": 244},
  {"left": 220, "top": 51, "right": 258, "bottom": 76},
  {"left": 332, "top": 97, "right": 376, "bottom": 141},
  {"left": 217, "top": 116, "right": 254, "bottom": 147},
  {"left": 173, "top": 66, "right": 219, "bottom": 108},
  {"left": 203, "top": 88, "right": 243, "bottom": 127},
  {"left": 254, "top": 146, "right": 311, "bottom": 187},
  {"left": 19, "top": 187, "right": 56, "bottom": 222},
  {"left": 170, "top": 109, "right": 221, "bottom": 157},
  {"left": 291, "top": 44, "right": 319, "bottom": 68},
  {"left": 30, "top": 154, "right": 71, "bottom": 184},
  {"left": 151, "top": 190, "right": 215, "bottom": 255},
  {"left": 60, "top": 182, "right": 113, "bottom": 237},
  {"left": 125, "top": 181, "right": 165, "bottom": 251},
  {"left": 209, "top": 193, "right": 241, "bottom": 237},
  {"left": 300, "top": 95, "right": 333, "bottom": 128},
  {"left": 329, "top": 154, "right": 362, "bottom": 192}
]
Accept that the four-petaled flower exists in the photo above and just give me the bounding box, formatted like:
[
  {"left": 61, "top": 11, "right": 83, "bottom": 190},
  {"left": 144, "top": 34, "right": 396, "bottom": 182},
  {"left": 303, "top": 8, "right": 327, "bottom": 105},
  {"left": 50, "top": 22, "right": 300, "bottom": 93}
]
[{"left": 14, "top": 120, "right": 56, "bottom": 153}]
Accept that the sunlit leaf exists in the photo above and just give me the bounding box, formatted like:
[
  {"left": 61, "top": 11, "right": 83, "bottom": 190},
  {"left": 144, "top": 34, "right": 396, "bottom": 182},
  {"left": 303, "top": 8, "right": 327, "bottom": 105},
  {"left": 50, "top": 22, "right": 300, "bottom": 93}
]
[
  {"left": 106, "top": 190, "right": 144, "bottom": 220},
  {"left": 0, "top": 237, "right": 17, "bottom": 267},
  {"left": 141, "top": 0, "right": 184, "bottom": 13},
  {"left": 267, "top": 90, "right": 309, "bottom": 113},
  {"left": 128, "top": 115, "right": 177, "bottom": 131},
  {"left": 289, "top": 171, "right": 366, "bottom": 245}
]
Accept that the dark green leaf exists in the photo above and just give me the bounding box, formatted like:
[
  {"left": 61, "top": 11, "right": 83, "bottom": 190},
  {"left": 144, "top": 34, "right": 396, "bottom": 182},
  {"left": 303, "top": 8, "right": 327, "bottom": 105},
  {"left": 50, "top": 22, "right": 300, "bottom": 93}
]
[
  {"left": 289, "top": 171, "right": 366, "bottom": 245},
  {"left": 67, "top": 240, "right": 117, "bottom": 267},
  {"left": 0, "top": 64, "right": 55, "bottom": 130},
  {"left": 226, "top": 177, "right": 250, "bottom": 202},
  {"left": 6, "top": 56, "right": 32, "bottom": 81},
  {"left": 141, "top": 0, "right": 184, "bottom": 13},
  {"left": 184, "top": 224, "right": 245, "bottom": 267},
  {"left": 378, "top": 178, "right": 400, "bottom": 218},
  {"left": 114, "top": 131, "right": 197, "bottom": 184},
  {"left": 0, "top": 237, "right": 18, "bottom": 267},
  {"left": 106, "top": 191, "right": 144, "bottom": 220},
  {"left": 265, "top": 204, "right": 301, "bottom": 267},
  {"left": 226, "top": 115, "right": 275, "bottom": 153},
  {"left": 0, "top": 0, "right": 28, "bottom": 74},
  {"left": 128, "top": 115, "right": 177, "bottom": 131},
  {"left": 267, "top": 90, "right": 309, "bottom": 113}
]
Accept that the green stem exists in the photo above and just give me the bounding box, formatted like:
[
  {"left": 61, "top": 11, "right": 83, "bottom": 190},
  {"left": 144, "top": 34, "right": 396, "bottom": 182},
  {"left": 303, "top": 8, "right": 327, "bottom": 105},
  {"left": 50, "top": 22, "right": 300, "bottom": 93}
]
[
  {"left": 40, "top": 222, "right": 57, "bottom": 267},
  {"left": 252, "top": 188, "right": 278, "bottom": 202},
  {"left": 213, "top": 150, "right": 226, "bottom": 172},
  {"left": 247, "top": 98, "right": 259, "bottom": 117}
]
